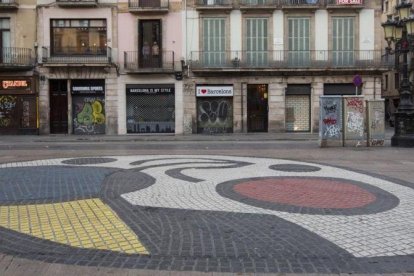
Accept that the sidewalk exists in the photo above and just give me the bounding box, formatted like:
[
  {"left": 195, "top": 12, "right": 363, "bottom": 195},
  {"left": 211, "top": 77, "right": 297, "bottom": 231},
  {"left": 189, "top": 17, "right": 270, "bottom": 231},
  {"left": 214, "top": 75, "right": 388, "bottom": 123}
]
[{"left": 0, "top": 128, "right": 395, "bottom": 143}]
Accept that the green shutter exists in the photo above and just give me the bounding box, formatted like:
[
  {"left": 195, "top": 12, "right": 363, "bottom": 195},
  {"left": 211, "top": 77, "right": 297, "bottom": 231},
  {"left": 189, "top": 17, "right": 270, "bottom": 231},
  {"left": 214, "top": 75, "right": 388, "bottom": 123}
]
[
  {"left": 203, "top": 18, "right": 225, "bottom": 67},
  {"left": 288, "top": 17, "right": 310, "bottom": 67},
  {"left": 333, "top": 17, "right": 354, "bottom": 67},
  {"left": 246, "top": 18, "right": 268, "bottom": 66}
]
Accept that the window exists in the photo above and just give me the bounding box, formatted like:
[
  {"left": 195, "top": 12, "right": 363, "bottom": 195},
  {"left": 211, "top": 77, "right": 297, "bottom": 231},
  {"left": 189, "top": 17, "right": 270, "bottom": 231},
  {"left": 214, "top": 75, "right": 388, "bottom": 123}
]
[
  {"left": 246, "top": 18, "right": 268, "bottom": 66},
  {"left": 0, "top": 19, "right": 11, "bottom": 63},
  {"left": 202, "top": 18, "right": 225, "bottom": 67},
  {"left": 51, "top": 19, "right": 107, "bottom": 56},
  {"left": 288, "top": 17, "right": 310, "bottom": 67},
  {"left": 332, "top": 17, "right": 354, "bottom": 66},
  {"left": 384, "top": 74, "right": 389, "bottom": 90}
]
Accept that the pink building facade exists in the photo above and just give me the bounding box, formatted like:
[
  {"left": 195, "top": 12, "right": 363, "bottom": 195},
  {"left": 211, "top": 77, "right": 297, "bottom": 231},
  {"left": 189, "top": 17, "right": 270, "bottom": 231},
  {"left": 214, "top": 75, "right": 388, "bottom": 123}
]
[{"left": 117, "top": 0, "right": 184, "bottom": 135}]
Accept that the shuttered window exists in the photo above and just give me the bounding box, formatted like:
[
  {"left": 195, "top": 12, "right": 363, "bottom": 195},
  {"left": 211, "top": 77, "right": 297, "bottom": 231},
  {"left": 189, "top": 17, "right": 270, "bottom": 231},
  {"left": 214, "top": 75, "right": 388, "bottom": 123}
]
[
  {"left": 246, "top": 18, "right": 268, "bottom": 66},
  {"left": 288, "top": 17, "right": 310, "bottom": 67},
  {"left": 332, "top": 17, "right": 354, "bottom": 66},
  {"left": 203, "top": 18, "right": 225, "bottom": 67}
]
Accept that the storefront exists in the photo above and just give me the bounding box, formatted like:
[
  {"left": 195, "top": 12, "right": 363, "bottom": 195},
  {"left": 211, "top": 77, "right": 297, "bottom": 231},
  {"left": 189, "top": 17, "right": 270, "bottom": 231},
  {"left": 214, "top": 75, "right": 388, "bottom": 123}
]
[
  {"left": 196, "top": 85, "right": 233, "bottom": 134},
  {"left": 0, "top": 77, "right": 38, "bottom": 135},
  {"left": 126, "top": 84, "right": 175, "bottom": 133},
  {"left": 285, "top": 84, "right": 311, "bottom": 132},
  {"left": 71, "top": 79, "right": 106, "bottom": 135}
]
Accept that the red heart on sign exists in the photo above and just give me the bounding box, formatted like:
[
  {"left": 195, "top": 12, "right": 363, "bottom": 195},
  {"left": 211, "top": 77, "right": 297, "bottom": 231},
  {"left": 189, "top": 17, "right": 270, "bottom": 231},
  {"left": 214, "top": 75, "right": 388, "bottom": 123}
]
[{"left": 201, "top": 89, "right": 207, "bottom": 94}]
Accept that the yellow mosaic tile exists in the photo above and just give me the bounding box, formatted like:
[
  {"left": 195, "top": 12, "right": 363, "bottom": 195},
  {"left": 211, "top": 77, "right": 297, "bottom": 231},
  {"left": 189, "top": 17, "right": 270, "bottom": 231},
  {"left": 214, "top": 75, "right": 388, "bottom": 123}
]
[{"left": 0, "top": 199, "right": 149, "bottom": 255}]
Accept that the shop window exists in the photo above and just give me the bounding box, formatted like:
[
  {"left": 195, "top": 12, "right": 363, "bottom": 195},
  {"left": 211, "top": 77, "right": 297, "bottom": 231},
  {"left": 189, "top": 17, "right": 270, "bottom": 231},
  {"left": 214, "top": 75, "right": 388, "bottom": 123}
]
[{"left": 51, "top": 19, "right": 107, "bottom": 56}]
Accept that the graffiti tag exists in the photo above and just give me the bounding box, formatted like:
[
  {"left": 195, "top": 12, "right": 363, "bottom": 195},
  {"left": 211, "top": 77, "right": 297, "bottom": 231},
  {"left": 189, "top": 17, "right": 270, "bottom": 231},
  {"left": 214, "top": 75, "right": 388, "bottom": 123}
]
[
  {"left": 347, "top": 112, "right": 364, "bottom": 136},
  {"left": 324, "top": 125, "right": 341, "bottom": 138},
  {"left": 323, "top": 117, "right": 337, "bottom": 125},
  {"left": 370, "top": 139, "right": 384, "bottom": 146},
  {"left": 346, "top": 98, "right": 364, "bottom": 113},
  {"left": 323, "top": 102, "right": 337, "bottom": 114},
  {"left": 0, "top": 96, "right": 17, "bottom": 111}
]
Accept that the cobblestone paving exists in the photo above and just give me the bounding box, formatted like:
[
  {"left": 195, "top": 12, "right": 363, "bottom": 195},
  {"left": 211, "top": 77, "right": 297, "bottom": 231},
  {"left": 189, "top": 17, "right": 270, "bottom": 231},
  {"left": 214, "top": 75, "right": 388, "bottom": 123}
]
[{"left": 0, "top": 155, "right": 414, "bottom": 273}]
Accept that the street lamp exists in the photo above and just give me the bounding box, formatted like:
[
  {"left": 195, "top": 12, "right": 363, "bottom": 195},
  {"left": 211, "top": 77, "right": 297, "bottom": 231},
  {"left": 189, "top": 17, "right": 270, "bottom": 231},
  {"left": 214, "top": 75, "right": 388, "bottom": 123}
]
[{"left": 382, "top": 1, "right": 414, "bottom": 147}]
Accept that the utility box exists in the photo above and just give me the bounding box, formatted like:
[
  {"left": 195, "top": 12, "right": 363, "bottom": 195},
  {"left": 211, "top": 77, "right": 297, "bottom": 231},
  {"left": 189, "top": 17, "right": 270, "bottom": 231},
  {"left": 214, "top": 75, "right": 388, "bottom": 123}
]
[
  {"left": 367, "top": 100, "right": 385, "bottom": 147},
  {"left": 343, "top": 96, "right": 366, "bottom": 147},
  {"left": 319, "top": 96, "right": 343, "bottom": 147}
]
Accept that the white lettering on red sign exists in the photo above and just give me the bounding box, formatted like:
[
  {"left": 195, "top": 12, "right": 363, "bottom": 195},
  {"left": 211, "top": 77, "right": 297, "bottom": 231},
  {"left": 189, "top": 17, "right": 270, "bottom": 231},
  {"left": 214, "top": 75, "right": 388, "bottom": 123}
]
[
  {"left": 2, "top": 80, "right": 28, "bottom": 89},
  {"left": 337, "top": 0, "right": 362, "bottom": 4}
]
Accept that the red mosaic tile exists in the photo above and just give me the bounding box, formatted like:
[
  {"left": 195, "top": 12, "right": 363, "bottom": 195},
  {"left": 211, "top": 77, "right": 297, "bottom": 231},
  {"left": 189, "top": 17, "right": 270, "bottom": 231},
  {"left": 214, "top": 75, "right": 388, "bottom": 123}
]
[{"left": 233, "top": 177, "right": 376, "bottom": 209}]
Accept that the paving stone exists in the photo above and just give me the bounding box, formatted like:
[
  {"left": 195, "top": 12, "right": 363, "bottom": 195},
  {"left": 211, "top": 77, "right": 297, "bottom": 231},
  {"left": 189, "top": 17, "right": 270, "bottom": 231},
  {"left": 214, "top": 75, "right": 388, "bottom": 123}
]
[{"left": 0, "top": 155, "right": 414, "bottom": 273}]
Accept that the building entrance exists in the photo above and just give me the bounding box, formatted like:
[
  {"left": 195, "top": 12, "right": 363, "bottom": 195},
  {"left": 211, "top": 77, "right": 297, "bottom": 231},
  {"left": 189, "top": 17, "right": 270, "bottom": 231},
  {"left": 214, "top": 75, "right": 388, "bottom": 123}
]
[
  {"left": 247, "top": 84, "right": 268, "bottom": 132},
  {"left": 49, "top": 80, "right": 68, "bottom": 134}
]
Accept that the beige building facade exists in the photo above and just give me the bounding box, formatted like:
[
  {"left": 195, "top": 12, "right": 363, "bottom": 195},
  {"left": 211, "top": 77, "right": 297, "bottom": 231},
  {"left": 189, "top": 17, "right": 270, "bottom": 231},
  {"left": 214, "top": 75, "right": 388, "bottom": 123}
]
[
  {"left": 183, "top": 0, "right": 389, "bottom": 134},
  {"left": 0, "top": 0, "right": 38, "bottom": 134}
]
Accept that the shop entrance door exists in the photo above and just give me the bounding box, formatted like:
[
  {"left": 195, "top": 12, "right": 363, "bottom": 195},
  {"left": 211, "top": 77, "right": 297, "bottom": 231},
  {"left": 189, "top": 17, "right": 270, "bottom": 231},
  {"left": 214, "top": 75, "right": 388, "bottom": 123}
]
[
  {"left": 247, "top": 84, "right": 268, "bottom": 132},
  {"left": 49, "top": 80, "right": 68, "bottom": 134}
]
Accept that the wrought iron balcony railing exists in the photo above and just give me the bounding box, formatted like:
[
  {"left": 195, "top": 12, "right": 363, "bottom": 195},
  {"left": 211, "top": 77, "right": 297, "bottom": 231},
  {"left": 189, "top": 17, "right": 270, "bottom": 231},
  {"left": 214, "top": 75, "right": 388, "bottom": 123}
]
[
  {"left": 124, "top": 50, "right": 175, "bottom": 72},
  {"left": 280, "top": 0, "right": 323, "bottom": 7},
  {"left": 195, "top": 0, "right": 365, "bottom": 8},
  {"left": 0, "top": 0, "right": 18, "bottom": 9},
  {"left": 42, "top": 46, "right": 112, "bottom": 65},
  {"left": 190, "top": 50, "right": 392, "bottom": 70},
  {"left": 195, "top": 0, "right": 233, "bottom": 9},
  {"left": 0, "top": 48, "right": 34, "bottom": 69},
  {"left": 56, "top": 0, "right": 98, "bottom": 7},
  {"left": 239, "top": 0, "right": 277, "bottom": 7},
  {"left": 128, "top": 0, "right": 169, "bottom": 11}
]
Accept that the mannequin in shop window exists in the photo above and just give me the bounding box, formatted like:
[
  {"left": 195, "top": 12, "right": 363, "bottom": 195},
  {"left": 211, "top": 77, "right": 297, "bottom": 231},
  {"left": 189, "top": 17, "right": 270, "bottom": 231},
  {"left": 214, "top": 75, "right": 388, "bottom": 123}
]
[{"left": 151, "top": 41, "right": 160, "bottom": 67}]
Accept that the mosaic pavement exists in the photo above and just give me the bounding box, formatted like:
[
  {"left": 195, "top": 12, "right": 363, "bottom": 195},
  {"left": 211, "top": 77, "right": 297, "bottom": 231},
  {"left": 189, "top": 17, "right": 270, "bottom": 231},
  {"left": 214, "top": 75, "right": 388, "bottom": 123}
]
[{"left": 0, "top": 155, "right": 413, "bottom": 273}]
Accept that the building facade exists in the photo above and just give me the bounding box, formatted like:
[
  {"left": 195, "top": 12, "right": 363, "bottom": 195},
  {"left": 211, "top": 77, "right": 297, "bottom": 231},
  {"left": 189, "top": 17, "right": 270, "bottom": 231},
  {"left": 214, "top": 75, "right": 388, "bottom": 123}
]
[
  {"left": 0, "top": 0, "right": 37, "bottom": 135},
  {"left": 183, "top": 0, "right": 389, "bottom": 134},
  {"left": 36, "top": 0, "right": 119, "bottom": 135},
  {"left": 0, "top": 0, "right": 391, "bottom": 135},
  {"left": 116, "top": 0, "right": 184, "bottom": 135}
]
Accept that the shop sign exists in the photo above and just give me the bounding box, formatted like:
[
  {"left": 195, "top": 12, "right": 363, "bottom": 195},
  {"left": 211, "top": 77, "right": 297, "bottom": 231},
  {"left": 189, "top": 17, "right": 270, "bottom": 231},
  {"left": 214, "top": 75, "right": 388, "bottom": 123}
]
[
  {"left": 71, "top": 80, "right": 105, "bottom": 95},
  {"left": 196, "top": 86, "right": 233, "bottom": 97},
  {"left": 0, "top": 79, "right": 32, "bottom": 93},
  {"left": 126, "top": 84, "right": 175, "bottom": 94},
  {"left": 336, "top": 0, "right": 362, "bottom": 4}
]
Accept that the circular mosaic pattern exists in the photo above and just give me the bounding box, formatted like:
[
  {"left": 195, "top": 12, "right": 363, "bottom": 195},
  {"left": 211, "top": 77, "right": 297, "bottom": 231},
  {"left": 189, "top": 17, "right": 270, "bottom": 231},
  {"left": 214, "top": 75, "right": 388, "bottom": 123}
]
[
  {"left": 0, "top": 155, "right": 413, "bottom": 274},
  {"left": 62, "top": 158, "right": 118, "bottom": 165},
  {"left": 269, "top": 164, "right": 321, "bottom": 172},
  {"left": 233, "top": 177, "right": 376, "bottom": 209},
  {"left": 217, "top": 176, "right": 399, "bottom": 215}
]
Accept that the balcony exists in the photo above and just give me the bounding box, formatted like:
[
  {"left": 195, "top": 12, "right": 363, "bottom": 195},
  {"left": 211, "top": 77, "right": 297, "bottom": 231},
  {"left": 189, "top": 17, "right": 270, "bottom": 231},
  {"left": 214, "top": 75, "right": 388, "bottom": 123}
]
[
  {"left": 239, "top": 0, "right": 277, "bottom": 10},
  {"left": 0, "top": 48, "right": 34, "bottom": 71},
  {"left": 326, "top": 0, "right": 364, "bottom": 9},
  {"left": 42, "top": 46, "right": 112, "bottom": 66},
  {"left": 56, "top": 0, "right": 98, "bottom": 7},
  {"left": 190, "top": 50, "right": 392, "bottom": 74},
  {"left": 280, "top": 0, "right": 324, "bottom": 9},
  {"left": 0, "top": 0, "right": 18, "bottom": 10},
  {"left": 128, "top": 0, "right": 169, "bottom": 13},
  {"left": 195, "top": 0, "right": 233, "bottom": 11},
  {"left": 124, "top": 51, "right": 175, "bottom": 73}
]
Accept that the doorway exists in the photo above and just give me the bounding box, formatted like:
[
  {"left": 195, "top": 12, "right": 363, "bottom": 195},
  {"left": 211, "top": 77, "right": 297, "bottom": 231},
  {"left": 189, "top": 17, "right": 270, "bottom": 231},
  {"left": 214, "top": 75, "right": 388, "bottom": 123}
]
[
  {"left": 49, "top": 80, "right": 68, "bottom": 134},
  {"left": 139, "top": 20, "right": 161, "bottom": 68},
  {"left": 247, "top": 84, "right": 268, "bottom": 132}
]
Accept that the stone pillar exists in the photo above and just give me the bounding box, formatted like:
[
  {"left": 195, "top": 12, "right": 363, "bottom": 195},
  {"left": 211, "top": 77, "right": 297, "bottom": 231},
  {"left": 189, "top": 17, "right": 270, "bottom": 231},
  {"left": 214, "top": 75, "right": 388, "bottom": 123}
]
[{"left": 268, "top": 81, "right": 286, "bottom": 132}]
